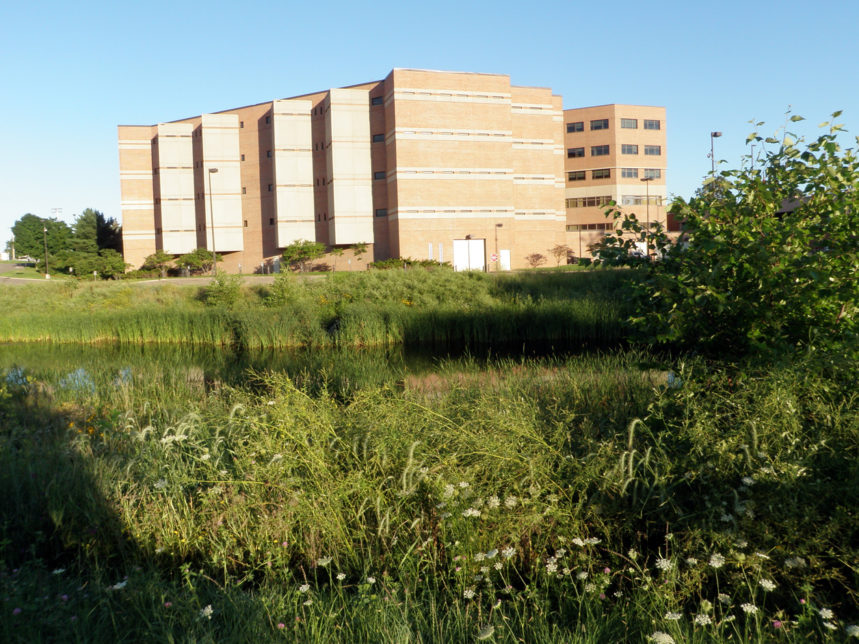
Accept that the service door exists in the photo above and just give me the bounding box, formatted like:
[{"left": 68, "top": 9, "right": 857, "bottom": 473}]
[
  {"left": 499, "top": 249, "right": 511, "bottom": 271},
  {"left": 453, "top": 239, "right": 486, "bottom": 271}
]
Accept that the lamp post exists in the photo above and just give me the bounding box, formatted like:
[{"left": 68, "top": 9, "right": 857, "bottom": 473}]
[
  {"left": 42, "top": 225, "right": 49, "bottom": 278},
  {"left": 207, "top": 168, "right": 219, "bottom": 275},
  {"left": 495, "top": 223, "right": 503, "bottom": 271},
  {"left": 640, "top": 176, "right": 654, "bottom": 260},
  {"left": 710, "top": 131, "right": 722, "bottom": 175}
]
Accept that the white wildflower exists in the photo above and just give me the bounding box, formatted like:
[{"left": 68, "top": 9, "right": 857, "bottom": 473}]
[
  {"left": 462, "top": 508, "right": 481, "bottom": 518},
  {"left": 474, "top": 552, "right": 486, "bottom": 562},
  {"left": 823, "top": 622, "right": 837, "bottom": 631},
  {"left": 754, "top": 552, "right": 770, "bottom": 560},
  {"left": 366, "top": 576, "right": 376, "bottom": 584},
  {"left": 562, "top": 567, "right": 571, "bottom": 576},
  {"left": 740, "top": 603, "right": 758, "bottom": 615},
  {"left": 584, "top": 537, "right": 601, "bottom": 545},
  {"left": 487, "top": 495, "right": 500, "bottom": 509},
  {"left": 694, "top": 614, "right": 712, "bottom": 626},
  {"left": 845, "top": 625, "right": 859, "bottom": 638},
  {"left": 648, "top": 631, "right": 675, "bottom": 644},
  {"left": 723, "top": 615, "right": 736, "bottom": 623},
  {"left": 709, "top": 553, "right": 726, "bottom": 568},
  {"left": 154, "top": 479, "right": 167, "bottom": 490},
  {"left": 463, "top": 588, "right": 475, "bottom": 599},
  {"left": 336, "top": 573, "right": 346, "bottom": 581},
  {"left": 504, "top": 495, "right": 518, "bottom": 508},
  {"left": 480, "top": 566, "right": 489, "bottom": 574},
  {"left": 718, "top": 593, "right": 731, "bottom": 605},
  {"left": 298, "top": 584, "right": 310, "bottom": 593},
  {"left": 819, "top": 608, "right": 834, "bottom": 620},
  {"left": 493, "top": 562, "right": 502, "bottom": 571},
  {"left": 735, "top": 539, "right": 748, "bottom": 549},
  {"left": 555, "top": 548, "right": 567, "bottom": 558},
  {"left": 443, "top": 484, "right": 455, "bottom": 497},
  {"left": 628, "top": 548, "right": 639, "bottom": 560},
  {"left": 546, "top": 561, "right": 558, "bottom": 574},
  {"left": 109, "top": 580, "right": 127, "bottom": 591},
  {"left": 759, "top": 579, "right": 776, "bottom": 592},
  {"left": 200, "top": 604, "right": 213, "bottom": 619},
  {"left": 316, "top": 557, "right": 332, "bottom": 567},
  {"left": 655, "top": 557, "right": 674, "bottom": 572},
  {"left": 741, "top": 476, "right": 755, "bottom": 486},
  {"left": 440, "top": 512, "right": 451, "bottom": 519},
  {"left": 473, "top": 574, "right": 483, "bottom": 582},
  {"left": 486, "top": 549, "right": 498, "bottom": 559},
  {"left": 303, "top": 599, "right": 312, "bottom": 607},
  {"left": 459, "top": 481, "right": 469, "bottom": 488},
  {"left": 477, "top": 624, "right": 495, "bottom": 640},
  {"left": 52, "top": 568, "right": 66, "bottom": 575},
  {"left": 502, "top": 547, "right": 515, "bottom": 559},
  {"left": 572, "top": 538, "right": 586, "bottom": 547},
  {"left": 576, "top": 571, "right": 588, "bottom": 580},
  {"left": 685, "top": 557, "right": 698, "bottom": 566},
  {"left": 784, "top": 556, "right": 806, "bottom": 569},
  {"left": 584, "top": 583, "right": 596, "bottom": 592},
  {"left": 547, "top": 494, "right": 559, "bottom": 503},
  {"left": 664, "top": 611, "right": 682, "bottom": 620}
]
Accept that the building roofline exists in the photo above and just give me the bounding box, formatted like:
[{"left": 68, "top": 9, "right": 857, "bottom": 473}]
[{"left": 563, "top": 103, "right": 665, "bottom": 111}]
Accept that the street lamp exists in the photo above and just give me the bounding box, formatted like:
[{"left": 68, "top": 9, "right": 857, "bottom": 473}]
[
  {"left": 710, "top": 131, "right": 722, "bottom": 175},
  {"left": 495, "top": 223, "right": 503, "bottom": 270},
  {"left": 640, "top": 176, "right": 654, "bottom": 259},
  {"left": 43, "top": 225, "right": 49, "bottom": 278},
  {"left": 207, "top": 168, "right": 219, "bottom": 275}
]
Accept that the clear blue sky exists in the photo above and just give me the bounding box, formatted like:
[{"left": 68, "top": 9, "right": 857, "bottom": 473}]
[{"left": 2, "top": 0, "right": 858, "bottom": 244}]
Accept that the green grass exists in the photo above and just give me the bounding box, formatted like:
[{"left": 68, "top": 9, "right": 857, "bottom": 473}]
[
  {"left": 0, "top": 268, "right": 632, "bottom": 349},
  {"left": 1, "top": 349, "right": 856, "bottom": 641}
]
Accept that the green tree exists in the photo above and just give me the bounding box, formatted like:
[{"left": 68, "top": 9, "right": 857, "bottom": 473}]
[
  {"left": 177, "top": 248, "right": 220, "bottom": 274},
  {"left": 281, "top": 239, "right": 325, "bottom": 272},
  {"left": 603, "top": 113, "right": 859, "bottom": 356},
  {"left": 141, "top": 250, "right": 174, "bottom": 276},
  {"left": 72, "top": 208, "right": 99, "bottom": 254},
  {"left": 549, "top": 244, "right": 572, "bottom": 267},
  {"left": 11, "top": 214, "right": 71, "bottom": 260}
]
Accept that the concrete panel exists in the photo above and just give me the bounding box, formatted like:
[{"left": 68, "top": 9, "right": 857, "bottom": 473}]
[
  {"left": 201, "top": 113, "right": 243, "bottom": 252},
  {"left": 156, "top": 123, "right": 196, "bottom": 254},
  {"left": 272, "top": 99, "right": 315, "bottom": 245}
]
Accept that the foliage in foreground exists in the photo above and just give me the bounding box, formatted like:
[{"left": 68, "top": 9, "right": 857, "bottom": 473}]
[
  {"left": 0, "top": 351, "right": 857, "bottom": 641},
  {"left": 596, "top": 114, "right": 859, "bottom": 357}
]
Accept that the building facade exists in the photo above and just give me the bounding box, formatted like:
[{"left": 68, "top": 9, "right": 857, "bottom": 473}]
[
  {"left": 562, "top": 105, "right": 667, "bottom": 259},
  {"left": 118, "top": 70, "right": 664, "bottom": 271}
]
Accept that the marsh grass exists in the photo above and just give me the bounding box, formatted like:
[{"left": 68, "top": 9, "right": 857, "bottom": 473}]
[
  {"left": 1, "top": 349, "right": 856, "bottom": 641},
  {"left": 0, "top": 268, "right": 630, "bottom": 349}
]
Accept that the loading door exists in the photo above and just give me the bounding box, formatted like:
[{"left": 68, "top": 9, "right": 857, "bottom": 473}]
[{"left": 453, "top": 239, "right": 486, "bottom": 271}]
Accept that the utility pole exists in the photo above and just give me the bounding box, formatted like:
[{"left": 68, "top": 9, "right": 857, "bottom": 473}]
[
  {"left": 208, "top": 168, "right": 219, "bottom": 275},
  {"left": 43, "top": 225, "right": 50, "bottom": 278}
]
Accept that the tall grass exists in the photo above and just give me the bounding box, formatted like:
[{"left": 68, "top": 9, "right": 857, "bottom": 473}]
[
  {"left": 1, "top": 350, "right": 856, "bottom": 641},
  {"left": 0, "top": 268, "right": 631, "bottom": 349}
]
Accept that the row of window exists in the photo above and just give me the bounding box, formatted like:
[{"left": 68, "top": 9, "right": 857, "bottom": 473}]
[
  {"left": 566, "top": 223, "right": 614, "bottom": 232},
  {"left": 567, "top": 118, "right": 661, "bottom": 133},
  {"left": 568, "top": 168, "right": 662, "bottom": 181},
  {"left": 566, "top": 196, "right": 612, "bottom": 208},
  {"left": 568, "top": 144, "right": 662, "bottom": 158}
]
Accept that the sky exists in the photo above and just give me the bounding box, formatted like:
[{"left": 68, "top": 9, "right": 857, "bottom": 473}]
[{"left": 2, "top": 0, "right": 858, "bottom": 244}]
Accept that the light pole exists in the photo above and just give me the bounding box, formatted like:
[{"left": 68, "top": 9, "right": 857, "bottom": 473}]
[
  {"left": 43, "top": 225, "right": 50, "bottom": 278},
  {"left": 207, "top": 168, "right": 219, "bottom": 275},
  {"left": 640, "top": 176, "right": 654, "bottom": 260},
  {"left": 710, "top": 131, "right": 722, "bottom": 175},
  {"left": 495, "top": 223, "right": 502, "bottom": 270}
]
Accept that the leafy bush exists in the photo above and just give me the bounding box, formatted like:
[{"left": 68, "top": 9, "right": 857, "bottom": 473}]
[
  {"left": 281, "top": 239, "right": 326, "bottom": 272},
  {"left": 600, "top": 113, "right": 859, "bottom": 356},
  {"left": 203, "top": 272, "right": 242, "bottom": 310}
]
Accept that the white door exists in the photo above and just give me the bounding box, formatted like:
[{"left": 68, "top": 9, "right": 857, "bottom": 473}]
[
  {"left": 499, "top": 249, "right": 511, "bottom": 271},
  {"left": 453, "top": 239, "right": 486, "bottom": 271}
]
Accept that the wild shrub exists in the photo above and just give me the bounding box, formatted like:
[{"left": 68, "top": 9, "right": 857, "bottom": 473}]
[{"left": 203, "top": 272, "right": 242, "bottom": 310}]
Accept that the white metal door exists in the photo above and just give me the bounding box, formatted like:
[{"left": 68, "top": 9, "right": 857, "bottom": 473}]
[
  {"left": 453, "top": 239, "right": 486, "bottom": 271},
  {"left": 499, "top": 249, "right": 511, "bottom": 271}
]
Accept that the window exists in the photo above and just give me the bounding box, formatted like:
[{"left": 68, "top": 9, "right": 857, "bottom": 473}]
[
  {"left": 644, "top": 145, "right": 661, "bottom": 156},
  {"left": 372, "top": 133, "right": 385, "bottom": 143},
  {"left": 240, "top": 121, "right": 244, "bottom": 128},
  {"left": 241, "top": 154, "right": 245, "bottom": 161},
  {"left": 591, "top": 145, "right": 609, "bottom": 156},
  {"left": 644, "top": 168, "right": 662, "bottom": 179},
  {"left": 568, "top": 170, "right": 586, "bottom": 182},
  {"left": 242, "top": 187, "right": 246, "bottom": 194},
  {"left": 592, "top": 168, "right": 611, "bottom": 179},
  {"left": 566, "top": 121, "right": 584, "bottom": 133},
  {"left": 375, "top": 208, "right": 388, "bottom": 217},
  {"left": 265, "top": 116, "right": 271, "bottom": 125},
  {"left": 267, "top": 150, "right": 272, "bottom": 158},
  {"left": 622, "top": 195, "right": 663, "bottom": 206},
  {"left": 373, "top": 171, "right": 386, "bottom": 180},
  {"left": 566, "top": 195, "right": 612, "bottom": 208},
  {"left": 243, "top": 220, "right": 248, "bottom": 228},
  {"left": 621, "top": 118, "right": 638, "bottom": 129},
  {"left": 644, "top": 119, "right": 661, "bottom": 130},
  {"left": 621, "top": 144, "right": 638, "bottom": 155},
  {"left": 567, "top": 147, "right": 584, "bottom": 158},
  {"left": 269, "top": 218, "right": 274, "bottom": 225},
  {"left": 268, "top": 184, "right": 272, "bottom": 191},
  {"left": 621, "top": 167, "right": 639, "bottom": 178},
  {"left": 590, "top": 118, "right": 609, "bottom": 130},
  {"left": 371, "top": 96, "right": 383, "bottom": 106},
  {"left": 567, "top": 223, "right": 612, "bottom": 232}
]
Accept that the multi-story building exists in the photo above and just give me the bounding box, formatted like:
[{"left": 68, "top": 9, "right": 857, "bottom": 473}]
[
  {"left": 562, "top": 105, "right": 667, "bottom": 259},
  {"left": 119, "top": 68, "right": 568, "bottom": 272},
  {"left": 118, "top": 70, "right": 665, "bottom": 271}
]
